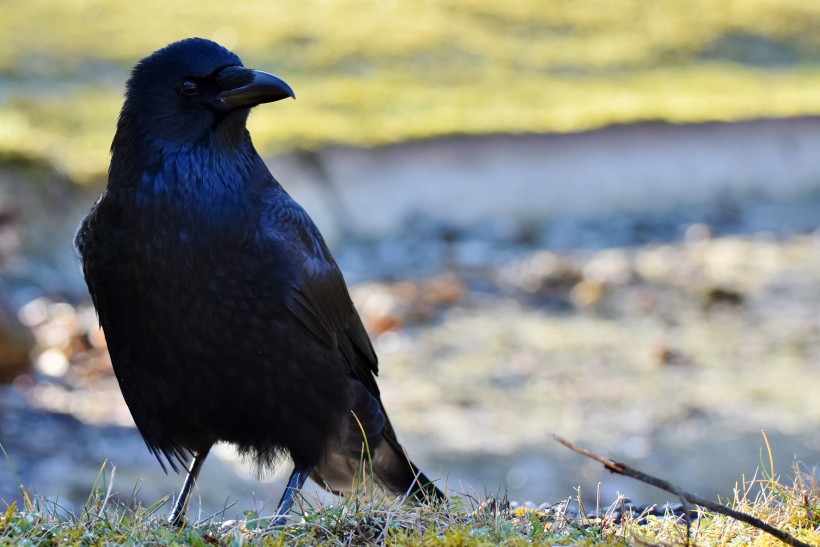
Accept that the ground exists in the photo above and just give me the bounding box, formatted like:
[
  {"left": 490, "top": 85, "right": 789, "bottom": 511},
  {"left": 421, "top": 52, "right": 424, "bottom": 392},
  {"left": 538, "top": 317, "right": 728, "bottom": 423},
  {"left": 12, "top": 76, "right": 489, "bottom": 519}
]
[{"left": 4, "top": 190, "right": 820, "bottom": 517}]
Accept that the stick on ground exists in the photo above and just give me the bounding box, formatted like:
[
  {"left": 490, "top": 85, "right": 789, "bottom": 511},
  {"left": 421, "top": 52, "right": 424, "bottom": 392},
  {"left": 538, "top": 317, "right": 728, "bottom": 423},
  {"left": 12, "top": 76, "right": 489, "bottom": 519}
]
[{"left": 552, "top": 434, "right": 811, "bottom": 547}]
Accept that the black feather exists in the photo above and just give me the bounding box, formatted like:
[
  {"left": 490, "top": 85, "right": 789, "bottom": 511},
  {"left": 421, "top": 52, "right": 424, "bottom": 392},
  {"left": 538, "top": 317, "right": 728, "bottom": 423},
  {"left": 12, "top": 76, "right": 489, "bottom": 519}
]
[{"left": 75, "top": 38, "right": 444, "bottom": 520}]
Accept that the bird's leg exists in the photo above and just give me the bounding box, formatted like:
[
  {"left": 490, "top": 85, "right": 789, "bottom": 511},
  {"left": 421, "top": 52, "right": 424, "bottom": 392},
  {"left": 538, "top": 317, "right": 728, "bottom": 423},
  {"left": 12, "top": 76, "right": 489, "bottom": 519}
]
[
  {"left": 270, "top": 466, "right": 311, "bottom": 526},
  {"left": 167, "top": 448, "right": 210, "bottom": 527}
]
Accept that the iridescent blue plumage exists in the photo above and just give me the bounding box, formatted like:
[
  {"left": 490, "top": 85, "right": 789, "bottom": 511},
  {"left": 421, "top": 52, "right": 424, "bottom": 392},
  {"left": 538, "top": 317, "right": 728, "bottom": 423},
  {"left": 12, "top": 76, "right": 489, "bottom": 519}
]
[{"left": 75, "top": 37, "right": 444, "bottom": 527}]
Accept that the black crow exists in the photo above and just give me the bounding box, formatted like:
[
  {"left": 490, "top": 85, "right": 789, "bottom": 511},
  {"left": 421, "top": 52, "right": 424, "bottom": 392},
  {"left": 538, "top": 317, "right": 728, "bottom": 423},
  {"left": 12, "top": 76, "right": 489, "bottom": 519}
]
[{"left": 75, "top": 37, "right": 444, "bottom": 526}]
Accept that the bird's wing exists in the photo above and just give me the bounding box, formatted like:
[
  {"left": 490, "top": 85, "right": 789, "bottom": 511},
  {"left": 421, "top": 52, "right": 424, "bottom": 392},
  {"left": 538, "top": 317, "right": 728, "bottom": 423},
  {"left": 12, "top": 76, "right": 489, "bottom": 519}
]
[
  {"left": 270, "top": 192, "right": 444, "bottom": 501},
  {"left": 288, "top": 260, "right": 379, "bottom": 388},
  {"left": 74, "top": 192, "right": 128, "bottom": 321},
  {"left": 289, "top": 253, "right": 444, "bottom": 501},
  {"left": 272, "top": 195, "right": 379, "bottom": 389}
]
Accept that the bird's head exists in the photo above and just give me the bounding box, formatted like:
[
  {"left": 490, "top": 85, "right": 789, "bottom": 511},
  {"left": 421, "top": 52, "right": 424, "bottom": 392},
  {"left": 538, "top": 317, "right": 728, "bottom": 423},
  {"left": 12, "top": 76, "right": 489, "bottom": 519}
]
[{"left": 119, "top": 37, "right": 294, "bottom": 146}]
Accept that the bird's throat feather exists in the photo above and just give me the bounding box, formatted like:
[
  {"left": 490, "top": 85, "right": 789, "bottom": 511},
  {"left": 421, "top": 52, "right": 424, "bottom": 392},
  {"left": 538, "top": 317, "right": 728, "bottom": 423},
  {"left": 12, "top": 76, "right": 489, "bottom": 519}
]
[{"left": 124, "top": 140, "right": 265, "bottom": 256}]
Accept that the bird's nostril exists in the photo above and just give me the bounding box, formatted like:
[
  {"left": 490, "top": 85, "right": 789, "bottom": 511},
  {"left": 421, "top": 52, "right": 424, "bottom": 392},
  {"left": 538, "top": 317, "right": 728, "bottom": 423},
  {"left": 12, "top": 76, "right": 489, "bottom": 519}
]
[{"left": 215, "top": 65, "right": 254, "bottom": 90}]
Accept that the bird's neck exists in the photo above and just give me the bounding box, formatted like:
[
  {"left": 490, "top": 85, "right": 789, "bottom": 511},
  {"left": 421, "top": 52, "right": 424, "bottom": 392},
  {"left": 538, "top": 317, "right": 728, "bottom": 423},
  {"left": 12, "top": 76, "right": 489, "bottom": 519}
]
[
  {"left": 112, "top": 136, "right": 269, "bottom": 246},
  {"left": 136, "top": 139, "right": 257, "bottom": 208}
]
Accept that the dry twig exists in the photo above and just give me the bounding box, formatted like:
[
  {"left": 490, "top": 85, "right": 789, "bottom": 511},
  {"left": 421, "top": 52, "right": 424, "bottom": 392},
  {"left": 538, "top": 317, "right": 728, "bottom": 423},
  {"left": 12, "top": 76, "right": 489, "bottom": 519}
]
[{"left": 552, "top": 434, "right": 811, "bottom": 547}]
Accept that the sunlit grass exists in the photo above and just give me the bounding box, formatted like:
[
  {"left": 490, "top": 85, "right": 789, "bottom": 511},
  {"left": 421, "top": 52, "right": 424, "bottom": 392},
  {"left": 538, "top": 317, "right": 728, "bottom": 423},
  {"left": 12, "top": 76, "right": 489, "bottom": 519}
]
[
  {"left": 2, "top": 436, "right": 818, "bottom": 544},
  {"left": 2, "top": 459, "right": 818, "bottom": 545},
  {"left": 2, "top": 0, "right": 820, "bottom": 181},
  {"left": 626, "top": 463, "right": 820, "bottom": 546}
]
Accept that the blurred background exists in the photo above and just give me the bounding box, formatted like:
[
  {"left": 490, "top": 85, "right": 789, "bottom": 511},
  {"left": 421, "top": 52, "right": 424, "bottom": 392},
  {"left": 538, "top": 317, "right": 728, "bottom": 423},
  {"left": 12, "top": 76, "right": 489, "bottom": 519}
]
[{"left": 1, "top": 0, "right": 820, "bottom": 518}]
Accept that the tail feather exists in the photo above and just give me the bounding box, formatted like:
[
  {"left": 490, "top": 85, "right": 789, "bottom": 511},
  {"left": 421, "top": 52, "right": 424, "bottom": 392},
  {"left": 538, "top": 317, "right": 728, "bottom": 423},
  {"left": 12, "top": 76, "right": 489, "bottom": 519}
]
[
  {"left": 373, "top": 435, "right": 446, "bottom": 503},
  {"left": 310, "top": 437, "right": 445, "bottom": 503},
  {"left": 309, "top": 378, "right": 445, "bottom": 503}
]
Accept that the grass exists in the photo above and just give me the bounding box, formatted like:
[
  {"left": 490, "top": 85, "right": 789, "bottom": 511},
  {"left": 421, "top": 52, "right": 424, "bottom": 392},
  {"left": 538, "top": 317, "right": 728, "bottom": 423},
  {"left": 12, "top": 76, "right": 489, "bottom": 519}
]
[
  {"left": 2, "top": 457, "right": 819, "bottom": 545},
  {"left": 2, "top": 0, "right": 820, "bottom": 181}
]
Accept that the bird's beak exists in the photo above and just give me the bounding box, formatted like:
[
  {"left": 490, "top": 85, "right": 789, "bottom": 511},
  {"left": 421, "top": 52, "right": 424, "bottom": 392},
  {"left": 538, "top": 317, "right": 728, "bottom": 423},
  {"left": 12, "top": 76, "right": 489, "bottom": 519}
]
[{"left": 214, "top": 67, "right": 295, "bottom": 111}]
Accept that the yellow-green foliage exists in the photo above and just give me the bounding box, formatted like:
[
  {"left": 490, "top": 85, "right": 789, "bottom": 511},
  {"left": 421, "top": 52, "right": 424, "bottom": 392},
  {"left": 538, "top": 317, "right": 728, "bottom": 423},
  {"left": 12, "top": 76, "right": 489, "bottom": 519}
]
[
  {"left": 1, "top": 0, "right": 820, "bottom": 181},
  {"left": 1, "top": 448, "right": 819, "bottom": 545},
  {"left": 2, "top": 470, "right": 819, "bottom": 545}
]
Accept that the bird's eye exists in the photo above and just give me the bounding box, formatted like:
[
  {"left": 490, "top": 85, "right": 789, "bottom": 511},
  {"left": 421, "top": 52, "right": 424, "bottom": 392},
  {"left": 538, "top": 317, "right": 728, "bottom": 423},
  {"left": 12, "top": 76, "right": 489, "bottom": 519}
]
[{"left": 179, "top": 80, "right": 200, "bottom": 96}]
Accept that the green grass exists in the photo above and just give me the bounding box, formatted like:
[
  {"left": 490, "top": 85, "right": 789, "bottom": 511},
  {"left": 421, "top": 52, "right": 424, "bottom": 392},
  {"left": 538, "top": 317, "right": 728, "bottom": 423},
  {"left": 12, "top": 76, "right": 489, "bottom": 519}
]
[
  {"left": 2, "top": 0, "right": 820, "bottom": 182},
  {"left": 2, "top": 459, "right": 819, "bottom": 545}
]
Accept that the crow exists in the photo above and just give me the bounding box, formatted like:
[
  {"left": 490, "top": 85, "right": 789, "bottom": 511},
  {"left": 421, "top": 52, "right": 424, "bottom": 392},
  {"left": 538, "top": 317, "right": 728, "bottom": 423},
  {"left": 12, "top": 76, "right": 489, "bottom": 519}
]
[{"left": 75, "top": 37, "right": 444, "bottom": 526}]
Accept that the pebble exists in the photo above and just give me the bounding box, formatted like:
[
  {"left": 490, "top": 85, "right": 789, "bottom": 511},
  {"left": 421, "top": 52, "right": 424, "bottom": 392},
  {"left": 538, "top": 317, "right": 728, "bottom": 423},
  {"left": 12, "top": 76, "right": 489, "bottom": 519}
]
[{"left": 0, "top": 299, "right": 34, "bottom": 383}]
